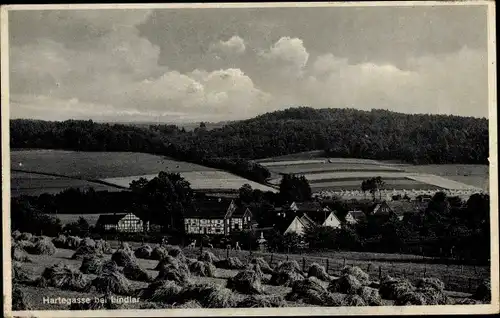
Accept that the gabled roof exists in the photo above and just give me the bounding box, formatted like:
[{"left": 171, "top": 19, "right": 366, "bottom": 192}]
[
  {"left": 304, "top": 210, "right": 332, "bottom": 225},
  {"left": 96, "top": 213, "right": 127, "bottom": 225},
  {"left": 231, "top": 206, "right": 251, "bottom": 218},
  {"left": 348, "top": 210, "right": 366, "bottom": 221},
  {"left": 185, "top": 198, "right": 234, "bottom": 219},
  {"left": 298, "top": 213, "right": 317, "bottom": 228}
]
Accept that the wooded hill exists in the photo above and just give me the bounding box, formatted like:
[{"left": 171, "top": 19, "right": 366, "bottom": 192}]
[{"left": 10, "top": 107, "right": 488, "bottom": 183}]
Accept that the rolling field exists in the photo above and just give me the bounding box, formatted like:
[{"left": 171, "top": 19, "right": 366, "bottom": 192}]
[
  {"left": 11, "top": 171, "right": 123, "bottom": 197},
  {"left": 262, "top": 156, "right": 488, "bottom": 193},
  {"left": 102, "top": 171, "right": 277, "bottom": 192},
  {"left": 10, "top": 150, "right": 275, "bottom": 196},
  {"left": 11, "top": 150, "right": 213, "bottom": 179}
]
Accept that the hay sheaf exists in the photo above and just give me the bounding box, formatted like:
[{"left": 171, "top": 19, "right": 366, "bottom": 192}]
[
  {"left": 198, "top": 251, "right": 220, "bottom": 264},
  {"left": 190, "top": 261, "right": 216, "bottom": 277},
  {"left": 473, "top": 280, "right": 491, "bottom": 302},
  {"left": 168, "top": 246, "right": 187, "bottom": 262},
  {"left": 151, "top": 246, "right": 169, "bottom": 260},
  {"left": 341, "top": 266, "right": 370, "bottom": 285},
  {"left": 41, "top": 263, "right": 90, "bottom": 291},
  {"left": 12, "top": 286, "right": 31, "bottom": 311},
  {"left": 72, "top": 245, "right": 103, "bottom": 260},
  {"left": 16, "top": 240, "right": 34, "bottom": 250},
  {"left": 91, "top": 271, "right": 132, "bottom": 296},
  {"left": 394, "top": 291, "right": 427, "bottom": 305},
  {"left": 123, "top": 262, "right": 153, "bottom": 282},
  {"left": 250, "top": 257, "right": 273, "bottom": 274},
  {"left": 155, "top": 264, "right": 191, "bottom": 285},
  {"left": 134, "top": 245, "right": 153, "bottom": 259},
  {"left": 180, "top": 283, "right": 239, "bottom": 308},
  {"left": 357, "top": 286, "right": 383, "bottom": 306},
  {"left": 12, "top": 230, "right": 22, "bottom": 240},
  {"left": 26, "top": 237, "right": 56, "bottom": 255},
  {"left": 246, "top": 263, "right": 266, "bottom": 282},
  {"left": 95, "top": 239, "right": 113, "bottom": 254},
  {"left": 66, "top": 236, "right": 83, "bottom": 249},
  {"left": 155, "top": 255, "right": 190, "bottom": 275},
  {"left": 227, "top": 269, "right": 265, "bottom": 295},
  {"left": 79, "top": 237, "right": 96, "bottom": 248},
  {"left": 419, "top": 287, "right": 452, "bottom": 305},
  {"left": 342, "top": 294, "right": 367, "bottom": 306},
  {"left": 175, "top": 300, "right": 203, "bottom": 308},
  {"left": 138, "top": 280, "right": 183, "bottom": 303},
  {"left": 13, "top": 262, "right": 32, "bottom": 283},
  {"left": 285, "top": 277, "right": 328, "bottom": 305},
  {"left": 111, "top": 248, "right": 136, "bottom": 267},
  {"left": 186, "top": 258, "right": 198, "bottom": 266},
  {"left": 415, "top": 277, "right": 445, "bottom": 291},
  {"left": 52, "top": 235, "right": 68, "bottom": 248},
  {"left": 269, "top": 270, "right": 305, "bottom": 287},
  {"left": 308, "top": 263, "right": 331, "bottom": 281},
  {"left": 237, "top": 295, "right": 288, "bottom": 308},
  {"left": 379, "top": 276, "right": 416, "bottom": 300},
  {"left": 215, "top": 257, "right": 245, "bottom": 270},
  {"left": 276, "top": 260, "right": 302, "bottom": 273},
  {"left": 80, "top": 255, "right": 119, "bottom": 275},
  {"left": 18, "top": 232, "right": 33, "bottom": 241},
  {"left": 327, "top": 275, "right": 362, "bottom": 295},
  {"left": 12, "top": 244, "right": 31, "bottom": 262}
]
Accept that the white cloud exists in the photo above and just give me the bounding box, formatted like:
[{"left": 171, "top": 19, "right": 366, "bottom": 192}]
[
  {"left": 259, "top": 37, "right": 310, "bottom": 74},
  {"left": 210, "top": 36, "right": 246, "bottom": 55},
  {"left": 297, "top": 47, "right": 487, "bottom": 117}
]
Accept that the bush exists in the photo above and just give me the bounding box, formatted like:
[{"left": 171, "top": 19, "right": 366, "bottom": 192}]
[{"left": 473, "top": 280, "right": 491, "bottom": 302}]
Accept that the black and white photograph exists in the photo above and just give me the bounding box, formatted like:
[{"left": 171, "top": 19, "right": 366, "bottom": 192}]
[{"left": 2, "top": 2, "right": 498, "bottom": 316}]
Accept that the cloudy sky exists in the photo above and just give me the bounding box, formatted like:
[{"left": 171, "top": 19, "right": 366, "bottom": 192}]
[{"left": 8, "top": 4, "right": 490, "bottom": 123}]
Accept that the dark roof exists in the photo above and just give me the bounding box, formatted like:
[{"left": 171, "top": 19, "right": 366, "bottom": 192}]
[
  {"left": 294, "top": 201, "right": 323, "bottom": 212},
  {"left": 304, "top": 210, "right": 331, "bottom": 225},
  {"left": 348, "top": 210, "right": 366, "bottom": 221},
  {"left": 232, "top": 206, "right": 250, "bottom": 217},
  {"left": 185, "top": 198, "right": 233, "bottom": 219},
  {"left": 96, "top": 214, "right": 127, "bottom": 225}
]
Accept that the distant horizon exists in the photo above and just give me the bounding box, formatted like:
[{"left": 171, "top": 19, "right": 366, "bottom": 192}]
[
  {"left": 10, "top": 106, "right": 490, "bottom": 125},
  {"left": 8, "top": 5, "right": 491, "bottom": 122}
]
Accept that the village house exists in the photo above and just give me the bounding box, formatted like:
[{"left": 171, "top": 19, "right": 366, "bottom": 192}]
[
  {"left": 96, "top": 213, "right": 149, "bottom": 233},
  {"left": 184, "top": 198, "right": 253, "bottom": 236},
  {"left": 344, "top": 210, "right": 364, "bottom": 224},
  {"left": 284, "top": 213, "right": 316, "bottom": 236},
  {"left": 289, "top": 201, "right": 341, "bottom": 228}
]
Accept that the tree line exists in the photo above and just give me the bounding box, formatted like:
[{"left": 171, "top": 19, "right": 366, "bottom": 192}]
[{"left": 11, "top": 107, "right": 488, "bottom": 187}]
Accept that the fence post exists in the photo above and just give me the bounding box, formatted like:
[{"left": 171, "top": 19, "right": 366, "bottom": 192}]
[
  {"left": 302, "top": 257, "right": 306, "bottom": 272},
  {"left": 343, "top": 258, "right": 346, "bottom": 267},
  {"left": 326, "top": 259, "right": 329, "bottom": 273},
  {"left": 270, "top": 253, "right": 274, "bottom": 266},
  {"left": 367, "top": 263, "right": 371, "bottom": 273},
  {"left": 226, "top": 248, "right": 229, "bottom": 259},
  {"left": 379, "top": 266, "right": 382, "bottom": 281},
  {"left": 423, "top": 266, "right": 427, "bottom": 278},
  {"left": 286, "top": 255, "right": 289, "bottom": 261},
  {"left": 468, "top": 278, "right": 472, "bottom": 293}
]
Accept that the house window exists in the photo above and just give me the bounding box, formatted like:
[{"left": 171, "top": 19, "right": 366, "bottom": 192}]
[
  {"left": 234, "top": 223, "right": 239, "bottom": 230},
  {"left": 215, "top": 229, "right": 221, "bottom": 233}
]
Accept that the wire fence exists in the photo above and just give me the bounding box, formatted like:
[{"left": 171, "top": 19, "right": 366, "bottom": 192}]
[
  {"left": 108, "top": 240, "right": 487, "bottom": 294},
  {"left": 182, "top": 247, "right": 487, "bottom": 294}
]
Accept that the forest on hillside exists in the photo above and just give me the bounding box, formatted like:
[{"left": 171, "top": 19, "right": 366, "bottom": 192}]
[{"left": 10, "top": 107, "right": 489, "bottom": 182}]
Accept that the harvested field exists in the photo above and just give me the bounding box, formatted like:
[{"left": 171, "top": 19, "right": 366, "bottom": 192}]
[{"left": 103, "top": 171, "right": 277, "bottom": 192}]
